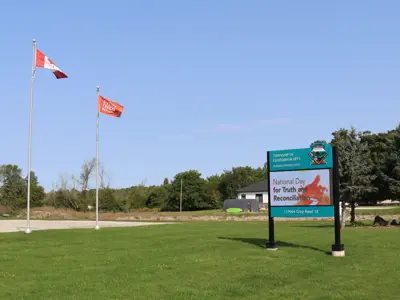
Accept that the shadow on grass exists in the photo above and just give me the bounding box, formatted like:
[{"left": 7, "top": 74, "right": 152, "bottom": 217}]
[{"left": 218, "top": 237, "right": 331, "bottom": 255}]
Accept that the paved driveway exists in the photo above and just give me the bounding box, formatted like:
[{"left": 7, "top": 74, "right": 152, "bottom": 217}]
[{"left": 0, "top": 220, "right": 175, "bottom": 233}]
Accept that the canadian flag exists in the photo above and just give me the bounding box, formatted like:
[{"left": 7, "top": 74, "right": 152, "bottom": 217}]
[{"left": 35, "top": 49, "right": 68, "bottom": 79}]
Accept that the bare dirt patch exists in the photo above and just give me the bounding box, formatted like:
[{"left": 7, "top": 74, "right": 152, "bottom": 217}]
[{"left": 0, "top": 206, "right": 11, "bottom": 214}]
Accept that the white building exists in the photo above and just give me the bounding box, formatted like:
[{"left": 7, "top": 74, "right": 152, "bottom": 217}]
[{"left": 237, "top": 180, "right": 268, "bottom": 208}]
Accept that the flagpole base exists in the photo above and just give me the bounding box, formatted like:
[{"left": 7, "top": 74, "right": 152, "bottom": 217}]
[
  {"left": 94, "top": 225, "right": 100, "bottom": 230},
  {"left": 24, "top": 228, "right": 32, "bottom": 234}
]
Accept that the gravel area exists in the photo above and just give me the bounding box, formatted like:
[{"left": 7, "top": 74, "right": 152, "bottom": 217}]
[{"left": 0, "top": 220, "right": 176, "bottom": 233}]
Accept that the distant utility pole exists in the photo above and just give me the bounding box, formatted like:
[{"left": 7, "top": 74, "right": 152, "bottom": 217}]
[{"left": 180, "top": 178, "right": 183, "bottom": 212}]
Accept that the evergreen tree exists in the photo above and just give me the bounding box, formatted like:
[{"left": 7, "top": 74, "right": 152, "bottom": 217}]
[{"left": 331, "top": 128, "right": 377, "bottom": 227}]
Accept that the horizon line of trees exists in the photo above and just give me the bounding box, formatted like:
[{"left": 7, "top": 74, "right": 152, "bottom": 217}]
[{"left": 1, "top": 125, "right": 399, "bottom": 224}]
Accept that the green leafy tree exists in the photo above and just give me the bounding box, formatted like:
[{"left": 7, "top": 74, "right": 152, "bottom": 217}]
[
  {"left": 331, "top": 128, "right": 376, "bottom": 227},
  {"left": 99, "top": 188, "right": 120, "bottom": 212},
  {"left": 206, "top": 174, "right": 223, "bottom": 208},
  {"left": 0, "top": 165, "right": 26, "bottom": 211},
  {"left": 25, "top": 171, "right": 46, "bottom": 207},
  {"left": 379, "top": 125, "right": 400, "bottom": 200},
  {"left": 50, "top": 175, "right": 80, "bottom": 210},
  {"left": 219, "top": 166, "right": 267, "bottom": 200},
  {"left": 128, "top": 182, "right": 150, "bottom": 209},
  {"left": 52, "top": 189, "right": 78, "bottom": 210},
  {"left": 147, "top": 186, "right": 168, "bottom": 209},
  {"left": 360, "top": 127, "right": 399, "bottom": 202},
  {"left": 164, "top": 170, "right": 212, "bottom": 211},
  {"left": 112, "top": 187, "right": 131, "bottom": 212}
]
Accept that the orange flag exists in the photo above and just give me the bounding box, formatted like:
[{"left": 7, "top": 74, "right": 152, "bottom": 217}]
[{"left": 98, "top": 95, "right": 124, "bottom": 117}]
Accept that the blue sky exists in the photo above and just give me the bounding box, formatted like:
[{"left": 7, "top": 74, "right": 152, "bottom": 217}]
[{"left": 1, "top": 0, "right": 399, "bottom": 191}]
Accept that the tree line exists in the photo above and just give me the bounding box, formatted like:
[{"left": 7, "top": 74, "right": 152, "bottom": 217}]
[
  {"left": 331, "top": 125, "right": 400, "bottom": 224},
  {"left": 1, "top": 125, "right": 399, "bottom": 216},
  {"left": 0, "top": 161, "right": 267, "bottom": 213}
]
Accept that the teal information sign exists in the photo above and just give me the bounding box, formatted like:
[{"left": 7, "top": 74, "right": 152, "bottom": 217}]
[
  {"left": 270, "top": 206, "right": 334, "bottom": 218},
  {"left": 266, "top": 141, "right": 342, "bottom": 253},
  {"left": 269, "top": 141, "right": 333, "bottom": 172},
  {"left": 268, "top": 141, "right": 334, "bottom": 218}
]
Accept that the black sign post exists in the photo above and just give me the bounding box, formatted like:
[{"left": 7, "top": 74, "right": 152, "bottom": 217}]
[
  {"left": 266, "top": 150, "right": 277, "bottom": 250},
  {"left": 331, "top": 146, "right": 345, "bottom": 256}
]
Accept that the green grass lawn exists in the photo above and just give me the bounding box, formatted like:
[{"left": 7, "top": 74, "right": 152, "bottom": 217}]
[
  {"left": 115, "top": 206, "right": 400, "bottom": 216},
  {"left": 1, "top": 222, "right": 399, "bottom": 300}
]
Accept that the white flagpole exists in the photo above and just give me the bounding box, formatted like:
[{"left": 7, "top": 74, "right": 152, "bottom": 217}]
[
  {"left": 95, "top": 86, "right": 100, "bottom": 230},
  {"left": 25, "top": 39, "right": 36, "bottom": 234}
]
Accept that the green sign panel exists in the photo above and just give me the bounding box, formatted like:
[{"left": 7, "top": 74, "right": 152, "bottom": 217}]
[{"left": 269, "top": 141, "right": 333, "bottom": 172}]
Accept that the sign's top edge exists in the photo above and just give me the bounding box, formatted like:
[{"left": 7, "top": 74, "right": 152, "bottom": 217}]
[
  {"left": 267, "top": 140, "right": 332, "bottom": 153},
  {"left": 269, "top": 167, "right": 332, "bottom": 172},
  {"left": 268, "top": 145, "right": 332, "bottom": 153}
]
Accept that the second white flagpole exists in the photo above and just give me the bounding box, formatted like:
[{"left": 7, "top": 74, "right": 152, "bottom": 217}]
[
  {"left": 25, "top": 39, "right": 37, "bottom": 234},
  {"left": 95, "top": 86, "right": 100, "bottom": 230}
]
